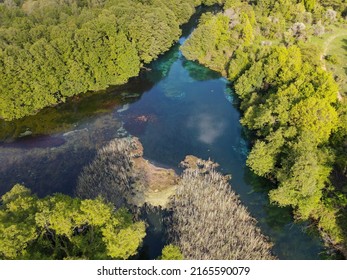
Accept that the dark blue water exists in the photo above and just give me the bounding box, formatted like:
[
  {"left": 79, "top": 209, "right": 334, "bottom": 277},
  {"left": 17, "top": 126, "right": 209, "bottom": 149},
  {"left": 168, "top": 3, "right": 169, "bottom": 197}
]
[{"left": 0, "top": 8, "right": 326, "bottom": 259}]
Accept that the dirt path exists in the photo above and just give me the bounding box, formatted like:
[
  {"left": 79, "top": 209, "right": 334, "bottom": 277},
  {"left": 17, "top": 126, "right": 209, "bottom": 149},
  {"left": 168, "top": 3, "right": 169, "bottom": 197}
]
[
  {"left": 321, "top": 31, "right": 347, "bottom": 69},
  {"left": 320, "top": 31, "right": 347, "bottom": 101}
]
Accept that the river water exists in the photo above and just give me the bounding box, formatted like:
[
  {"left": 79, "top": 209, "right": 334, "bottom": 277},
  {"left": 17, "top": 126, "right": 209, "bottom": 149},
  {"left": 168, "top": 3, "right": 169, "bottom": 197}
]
[{"left": 0, "top": 8, "right": 326, "bottom": 259}]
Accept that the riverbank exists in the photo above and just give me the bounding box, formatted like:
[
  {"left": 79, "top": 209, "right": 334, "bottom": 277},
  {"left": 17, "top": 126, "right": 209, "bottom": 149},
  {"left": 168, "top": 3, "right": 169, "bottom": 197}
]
[{"left": 180, "top": 2, "right": 347, "bottom": 258}]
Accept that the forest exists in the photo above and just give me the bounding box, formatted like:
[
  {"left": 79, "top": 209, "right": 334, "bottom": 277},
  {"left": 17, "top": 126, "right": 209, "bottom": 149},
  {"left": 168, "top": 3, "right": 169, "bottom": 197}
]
[
  {"left": 181, "top": 0, "right": 347, "bottom": 255},
  {"left": 0, "top": 0, "right": 215, "bottom": 120}
]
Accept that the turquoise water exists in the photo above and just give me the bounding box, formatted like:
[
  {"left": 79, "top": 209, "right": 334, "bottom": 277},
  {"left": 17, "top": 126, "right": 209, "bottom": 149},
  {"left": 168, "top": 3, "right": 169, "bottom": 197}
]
[{"left": 0, "top": 9, "right": 325, "bottom": 259}]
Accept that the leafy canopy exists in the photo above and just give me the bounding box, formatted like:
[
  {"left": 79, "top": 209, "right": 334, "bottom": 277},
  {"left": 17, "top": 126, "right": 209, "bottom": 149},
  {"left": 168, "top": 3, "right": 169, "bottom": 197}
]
[{"left": 0, "top": 184, "right": 146, "bottom": 260}]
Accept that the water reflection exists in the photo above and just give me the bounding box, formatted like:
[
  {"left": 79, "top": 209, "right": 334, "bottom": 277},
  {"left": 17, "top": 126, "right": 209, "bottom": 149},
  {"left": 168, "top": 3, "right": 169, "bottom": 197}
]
[{"left": 187, "top": 113, "right": 227, "bottom": 145}]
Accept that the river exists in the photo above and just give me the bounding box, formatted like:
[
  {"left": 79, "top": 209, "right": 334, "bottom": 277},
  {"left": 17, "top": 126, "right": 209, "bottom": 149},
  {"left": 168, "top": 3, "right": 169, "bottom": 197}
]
[{"left": 0, "top": 7, "right": 326, "bottom": 259}]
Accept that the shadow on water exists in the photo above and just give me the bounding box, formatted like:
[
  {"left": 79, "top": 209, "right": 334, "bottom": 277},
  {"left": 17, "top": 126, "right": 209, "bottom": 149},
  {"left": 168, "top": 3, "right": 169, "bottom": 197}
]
[
  {"left": 183, "top": 60, "right": 221, "bottom": 81},
  {"left": 0, "top": 75, "right": 157, "bottom": 197},
  {"left": 0, "top": 77, "right": 153, "bottom": 142},
  {"left": 242, "top": 167, "right": 324, "bottom": 259},
  {"left": 0, "top": 145, "right": 95, "bottom": 197},
  {"left": 136, "top": 206, "right": 167, "bottom": 260}
]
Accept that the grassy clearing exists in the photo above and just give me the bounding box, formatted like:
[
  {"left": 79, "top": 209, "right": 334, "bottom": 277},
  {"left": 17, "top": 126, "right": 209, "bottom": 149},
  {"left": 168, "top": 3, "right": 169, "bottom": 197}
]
[
  {"left": 325, "top": 35, "right": 347, "bottom": 96},
  {"left": 310, "top": 25, "right": 347, "bottom": 97}
]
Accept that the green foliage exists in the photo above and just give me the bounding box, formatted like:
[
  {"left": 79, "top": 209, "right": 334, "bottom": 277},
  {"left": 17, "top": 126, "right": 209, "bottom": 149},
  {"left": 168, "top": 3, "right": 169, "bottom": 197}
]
[
  {"left": 181, "top": 0, "right": 347, "bottom": 250},
  {"left": 235, "top": 46, "right": 340, "bottom": 234},
  {"left": 101, "top": 209, "right": 146, "bottom": 259},
  {"left": 290, "top": 97, "right": 338, "bottom": 144},
  {"left": 0, "top": 185, "right": 146, "bottom": 260},
  {"left": 0, "top": 185, "right": 38, "bottom": 259},
  {"left": 159, "top": 244, "right": 184, "bottom": 260},
  {"left": 271, "top": 143, "right": 334, "bottom": 219},
  {"left": 240, "top": 13, "right": 254, "bottom": 47},
  {"left": 303, "top": 0, "right": 316, "bottom": 12},
  {"left": 325, "top": 54, "right": 338, "bottom": 64},
  {"left": 181, "top": 13, "right": 233, "bottom": 75},
  {"left": 318, "top": 0, "right": 347, "bottom": 13},
  {"left": 227, "top": 49, "right": 251, "bottom": 80},
  {"left": 247, "top": 130, "right": 285, "bottom": 177},
  {"left": 181, "top": 1, "right": 256, "bottom": 75}
]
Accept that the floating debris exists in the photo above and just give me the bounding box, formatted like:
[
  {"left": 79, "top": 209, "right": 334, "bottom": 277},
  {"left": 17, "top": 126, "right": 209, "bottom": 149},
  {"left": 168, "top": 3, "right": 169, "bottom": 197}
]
[
  {"left": 121, "top": 92, "right": 141, "bottom": 99},
  {"left": 117, "top": 104, "right": 130, "bottom": 113},
  {"left": 19, "top": 130, "right": 32, "bottom": 138}
]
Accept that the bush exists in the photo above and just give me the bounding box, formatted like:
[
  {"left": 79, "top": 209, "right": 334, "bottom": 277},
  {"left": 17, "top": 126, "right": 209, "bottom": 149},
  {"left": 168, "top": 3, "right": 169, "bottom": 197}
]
[
  {"left": 160, "top": 244, "right": 184, "bottom": 260},
  {"left": 325, "top": 54, "right": 339, "bottom": 64}
]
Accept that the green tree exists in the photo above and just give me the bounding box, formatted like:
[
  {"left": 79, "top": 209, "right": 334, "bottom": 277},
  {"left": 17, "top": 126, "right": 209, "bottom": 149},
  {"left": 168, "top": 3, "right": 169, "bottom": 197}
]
[
  {"left": 0, "top": 0, "right": 200, "bottom": 120},
  {"left": 247, "top": 130, "right": 285, "bottom": 177},
  {"left": 0, "top": 185, "right": 146, "bottom": 260},
  {"left": 290, "top": 97, "right": 338, "bottom": 144},
  {"left": 304, "top": 0, "right": 316, "bottom": 12},
  {"left": 0, "top": 185, "right": 38, "bottom": 259},
  {"left": 159, "top": 244, "right": 184, "bottom": 260},
  {"left": 270, "top": 144, "right": 332, "bottom": 220},
  {"left": 240, "top": 13, "right": 254, "bottom": 47}
]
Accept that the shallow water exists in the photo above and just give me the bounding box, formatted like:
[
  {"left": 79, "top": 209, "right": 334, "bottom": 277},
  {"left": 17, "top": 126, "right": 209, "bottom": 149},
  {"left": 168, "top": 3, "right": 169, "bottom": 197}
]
[{"left": 0, "top": 8, "right": 326, "bottom": 259}]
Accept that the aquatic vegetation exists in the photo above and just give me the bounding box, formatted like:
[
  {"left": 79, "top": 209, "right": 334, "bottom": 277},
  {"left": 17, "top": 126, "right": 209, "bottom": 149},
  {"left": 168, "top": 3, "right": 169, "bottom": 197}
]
[
  {"left": 0, "top": 90, "right": 127, "bottom": 142},
  {"left": 183, "top": 59, "right": 221, "bottom": 81},
  {"left": 76, "top": 137, "right": 178, "bottom": 208},
  {"left": 163, "top": 84, "right": 187, "bottom": 100},
  {"left": 149, "top": 45, "right": 181, "bottom": 82},
  {"left": 169, "top": 156, "right": 276, "bottom": 260},
  {"left": 224, "top": 87, "right": 235, "bottom": 104},
  {"left": 76, "top": 138, "right": 136, "bottom": 208}
]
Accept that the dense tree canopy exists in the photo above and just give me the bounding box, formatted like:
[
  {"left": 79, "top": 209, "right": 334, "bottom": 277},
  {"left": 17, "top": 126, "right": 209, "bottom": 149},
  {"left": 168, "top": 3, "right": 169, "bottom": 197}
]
[
  {"left": 0, "top": 0, "right": 204, "bottom": 120},
  {"left": 0, "top": 184, "right": 146, "bottom": 259}
]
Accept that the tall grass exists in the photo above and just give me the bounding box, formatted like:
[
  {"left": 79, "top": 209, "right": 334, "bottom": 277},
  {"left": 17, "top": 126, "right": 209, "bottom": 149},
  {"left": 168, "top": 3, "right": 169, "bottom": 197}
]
[
  {"left": 76, "top": 138, "right": 137, "bottom": 208},
  {"left": 169, "top": 158, "right": 276, "bottom": 260}
]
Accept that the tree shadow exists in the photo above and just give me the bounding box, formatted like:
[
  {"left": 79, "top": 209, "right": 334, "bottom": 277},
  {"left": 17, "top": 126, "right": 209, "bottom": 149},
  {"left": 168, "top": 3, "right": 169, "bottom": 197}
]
[
  {"left": 0, "top": 145, "right": 95, "bottom": 198},
  {"left": 0, "top": 77, "right": 153, "bottom": 142},
  {"left": 342, "top": 39, "right": 347, "bottom": 75},
  {"left": 342, "top": 38, "right": 347, "bottom": 52},
  {"left": 0, "top": 108, "right": 128, "bottom": 198},
  {"left": 336, "top": 207, "right": 347, "bottom": 259}
]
